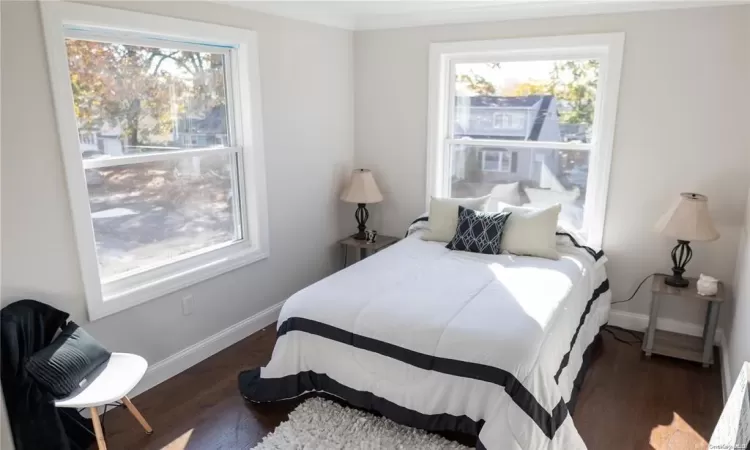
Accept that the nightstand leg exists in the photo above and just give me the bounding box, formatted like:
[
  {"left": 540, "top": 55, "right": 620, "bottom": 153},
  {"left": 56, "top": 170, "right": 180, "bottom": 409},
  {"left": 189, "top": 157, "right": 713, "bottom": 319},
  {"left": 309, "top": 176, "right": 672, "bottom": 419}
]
[
  {"left": 702, "top": 302, "right": 720, "bottom": 367},
  {"left": 644, "top": 293, "right": 661, "bottom": 357},
  {"left": 702, "top": 304, "right": 711, "bottom": 342}
]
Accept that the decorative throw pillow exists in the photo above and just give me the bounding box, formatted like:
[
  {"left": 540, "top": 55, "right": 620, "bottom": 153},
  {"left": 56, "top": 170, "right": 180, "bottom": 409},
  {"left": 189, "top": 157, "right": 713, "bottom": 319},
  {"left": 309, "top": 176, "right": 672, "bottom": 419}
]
[
  {"left": 446, "top": 207, "right": 512, "bottom": 255},
  {"left": 422, "top": 195, "right": 490, "bottom": 243},
  {"left": 26, "top": 322, "right": 111, "bottom": 398},
  {"left": 499, "top": 203, "right": 562, "bottom": 260}
]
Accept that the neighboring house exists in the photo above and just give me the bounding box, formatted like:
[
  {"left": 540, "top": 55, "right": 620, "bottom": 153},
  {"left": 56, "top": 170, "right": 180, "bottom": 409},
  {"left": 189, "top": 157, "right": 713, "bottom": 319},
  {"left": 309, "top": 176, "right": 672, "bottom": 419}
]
[
  {"left": 77, "top": 104, "right": 229, "bottom": 161},
  {"left": 452, "top": 94, "right": 562, "bottom": 186},
  {"left": 79, "top": 124, "right": 124, "bottom": 159},
  {"left": 79, "top": 105, "right": 229, "bottom": 184},
  {"left": 174, "top": 104, "right": 229, "bottom": 148},
  {"left": 451, "top": 95, "right": 583, "bottom": 207}
]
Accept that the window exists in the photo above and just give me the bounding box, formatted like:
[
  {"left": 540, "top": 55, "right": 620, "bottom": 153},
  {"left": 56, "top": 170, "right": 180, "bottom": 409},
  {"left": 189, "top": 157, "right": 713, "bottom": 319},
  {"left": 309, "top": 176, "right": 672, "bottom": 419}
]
[
  {"left": 42, "top": 3, "right": 268, "bottom": 320},
  {"left": 427, "top": 34, "right": 624, "bottom": 247},
  {"left": 492, "top": 112, "right": 526, "bottom": 130},
  {"left": 481, "top": 150, "right": 513, "bottom": 173}
]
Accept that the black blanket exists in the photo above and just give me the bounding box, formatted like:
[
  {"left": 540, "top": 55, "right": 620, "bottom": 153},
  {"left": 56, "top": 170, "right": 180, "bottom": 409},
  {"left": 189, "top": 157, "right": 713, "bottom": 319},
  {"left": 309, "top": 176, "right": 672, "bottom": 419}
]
[{"left": 1, "top": 300, "right": 94, "bottom": 450}]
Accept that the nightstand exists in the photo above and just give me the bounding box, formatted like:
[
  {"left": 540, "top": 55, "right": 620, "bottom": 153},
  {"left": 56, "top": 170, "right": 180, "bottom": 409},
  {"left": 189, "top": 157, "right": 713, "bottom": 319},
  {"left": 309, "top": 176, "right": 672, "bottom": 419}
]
[
  {"left": 339, "top": 235, "right": 399, "bottom": 268},
  {"left": 642, "top": 273, "right": 725, "bottom": 367}
]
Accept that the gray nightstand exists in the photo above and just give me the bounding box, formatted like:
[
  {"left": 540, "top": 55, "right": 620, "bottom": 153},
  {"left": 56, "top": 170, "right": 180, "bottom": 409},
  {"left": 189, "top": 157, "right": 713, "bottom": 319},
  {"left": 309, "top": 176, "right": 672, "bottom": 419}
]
[
  {"left": 339, "top": 235, "right": 400, "bottom": 268},
  {"left": 642, "top": 273, "right": 725, "bottom": 367}
]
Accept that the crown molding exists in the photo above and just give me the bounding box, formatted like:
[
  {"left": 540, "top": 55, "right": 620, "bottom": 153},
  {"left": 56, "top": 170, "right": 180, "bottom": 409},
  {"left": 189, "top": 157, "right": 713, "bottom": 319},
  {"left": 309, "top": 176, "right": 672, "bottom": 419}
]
[{"left": 222, "top": 1, "right": 748, "bottom": 31}]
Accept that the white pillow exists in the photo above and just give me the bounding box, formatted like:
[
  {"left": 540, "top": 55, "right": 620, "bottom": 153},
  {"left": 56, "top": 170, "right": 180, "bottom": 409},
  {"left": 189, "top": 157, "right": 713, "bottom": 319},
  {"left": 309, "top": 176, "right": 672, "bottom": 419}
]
[
  {"left": 499, "top": 203, "right": 561, "bottom": 260},
  {"left": 422, "top": 195, "right": 490, "bottom": 243},
  {"left": 524, "top": 186, "right": 580, "bottom": 205},
  {"left": 488, "top": 182, "right": 521, "bottom": 211}
]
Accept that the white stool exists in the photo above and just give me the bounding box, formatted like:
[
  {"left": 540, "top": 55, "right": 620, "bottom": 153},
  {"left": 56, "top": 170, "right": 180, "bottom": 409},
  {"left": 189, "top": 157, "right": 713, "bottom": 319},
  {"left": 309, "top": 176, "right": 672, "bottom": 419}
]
[{"left": 54, "top": 353, "right": 152, "bottom": 450}]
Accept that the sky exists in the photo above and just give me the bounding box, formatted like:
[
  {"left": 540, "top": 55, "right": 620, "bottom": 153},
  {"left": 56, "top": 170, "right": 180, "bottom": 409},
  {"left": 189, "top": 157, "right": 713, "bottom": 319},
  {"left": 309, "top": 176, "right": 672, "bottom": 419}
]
[{"left": 455, "top": 59, "right": 596, "bottom": 95}]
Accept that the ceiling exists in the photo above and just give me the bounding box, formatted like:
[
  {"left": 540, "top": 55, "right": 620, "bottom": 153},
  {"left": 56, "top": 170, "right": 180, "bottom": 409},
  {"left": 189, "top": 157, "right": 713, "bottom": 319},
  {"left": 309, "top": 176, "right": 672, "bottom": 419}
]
[{"left": 223, "top": 0, "right": 744, "bottom": 30}]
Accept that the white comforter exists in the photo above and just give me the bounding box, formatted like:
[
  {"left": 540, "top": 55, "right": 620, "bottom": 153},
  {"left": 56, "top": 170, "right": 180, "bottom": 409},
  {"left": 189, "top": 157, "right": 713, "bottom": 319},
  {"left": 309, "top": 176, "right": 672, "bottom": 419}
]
[{"left": 240, "top": 231, "right": 610, "bottom": 450}]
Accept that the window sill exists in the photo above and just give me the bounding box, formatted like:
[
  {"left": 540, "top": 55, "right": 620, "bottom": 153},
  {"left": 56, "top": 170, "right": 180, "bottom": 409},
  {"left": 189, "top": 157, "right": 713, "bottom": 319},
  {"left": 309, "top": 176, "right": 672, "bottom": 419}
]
[{"left": 88, "top": 245, "right": 269, "bottom": 321}]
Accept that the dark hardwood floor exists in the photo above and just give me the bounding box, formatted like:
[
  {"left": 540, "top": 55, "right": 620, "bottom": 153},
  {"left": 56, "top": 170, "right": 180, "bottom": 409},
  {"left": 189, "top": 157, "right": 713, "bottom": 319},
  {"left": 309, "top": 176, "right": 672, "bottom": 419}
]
[{"left": 102, "top": 326, "right": 723, "bottom": 450}]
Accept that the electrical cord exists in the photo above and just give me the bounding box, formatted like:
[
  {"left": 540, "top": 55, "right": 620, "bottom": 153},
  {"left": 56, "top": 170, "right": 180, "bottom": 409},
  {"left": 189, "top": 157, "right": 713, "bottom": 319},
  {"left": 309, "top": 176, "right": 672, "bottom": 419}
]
[
  {"left": 603, "top": 325, "right": 643, "bottom": 345},
  {"left": 604, "top": 274, "right": 653, "bottom": 345},
  {"left": 611, "top": 273, "right": 653, "bottom": 305}
]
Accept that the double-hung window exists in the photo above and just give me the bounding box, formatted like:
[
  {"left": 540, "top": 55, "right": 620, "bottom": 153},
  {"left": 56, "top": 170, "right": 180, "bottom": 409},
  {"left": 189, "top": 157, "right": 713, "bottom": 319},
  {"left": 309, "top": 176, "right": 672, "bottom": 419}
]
[
  {"left": 42, "top": 3, "right": 268, "bottom": 320},
  {"left": 427, "top": 34, "right": 624, "bottom": 247}
]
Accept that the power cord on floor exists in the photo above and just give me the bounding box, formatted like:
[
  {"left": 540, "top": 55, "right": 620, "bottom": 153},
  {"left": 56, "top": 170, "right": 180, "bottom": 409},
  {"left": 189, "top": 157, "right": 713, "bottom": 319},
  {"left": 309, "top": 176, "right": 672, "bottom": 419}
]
[{"left": 603, "top": 325, "right": 643, "bottom": 346}]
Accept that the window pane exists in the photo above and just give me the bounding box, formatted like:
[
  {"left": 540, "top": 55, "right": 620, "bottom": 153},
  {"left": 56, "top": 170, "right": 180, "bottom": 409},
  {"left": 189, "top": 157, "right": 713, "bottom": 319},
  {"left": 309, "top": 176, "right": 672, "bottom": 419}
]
[
  {"left": 65, "top": 39, "right": 230, "bottom": 160},
  {"left": 85, "top": 153, "right": 240, "bottom": 280},
  {"left": 449, "top": 144, "right": 589, "bottom": 228},
  {"left": 454, "top": 60, "right": 599, "bottom": 143}
]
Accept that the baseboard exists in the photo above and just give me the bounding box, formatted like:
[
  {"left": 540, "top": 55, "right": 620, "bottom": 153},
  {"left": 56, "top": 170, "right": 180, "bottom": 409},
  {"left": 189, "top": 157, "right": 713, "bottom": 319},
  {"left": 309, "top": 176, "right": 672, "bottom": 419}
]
[
  {"left": 608, "top": 309, "right": 728, "bottom": 402},
  {"left": 719, "top": 332, "right": 732, "bottom": 403},
  {"left": 130, "top": 301, "right": 284, "bottom": 398}
]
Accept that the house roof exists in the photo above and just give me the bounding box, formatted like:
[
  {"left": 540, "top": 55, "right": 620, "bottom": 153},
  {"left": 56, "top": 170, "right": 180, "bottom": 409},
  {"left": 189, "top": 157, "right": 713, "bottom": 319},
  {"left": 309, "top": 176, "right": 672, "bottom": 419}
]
[
  {"left": 454, "top": 94, "right": 554, "bottom": 141},
  {"left": 457, "top": 95, "right": 551, "bottom": 108}
]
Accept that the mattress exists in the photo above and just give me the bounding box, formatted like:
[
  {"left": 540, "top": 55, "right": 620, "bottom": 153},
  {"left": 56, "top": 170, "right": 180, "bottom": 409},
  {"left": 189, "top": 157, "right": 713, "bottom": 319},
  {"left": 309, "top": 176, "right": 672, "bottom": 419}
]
[{"left": 239, "top": 227, "right": 610, "bottom": 450}]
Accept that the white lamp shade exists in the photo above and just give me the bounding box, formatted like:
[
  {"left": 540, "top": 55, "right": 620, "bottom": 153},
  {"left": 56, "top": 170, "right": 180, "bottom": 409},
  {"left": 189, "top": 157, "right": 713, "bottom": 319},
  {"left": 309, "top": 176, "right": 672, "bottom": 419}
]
[
  {"left": 655, "top": 193, "right": 720, "bottom": 242},
  {"left": 340, "top": 169, "right": 383, "bottom": 204}
]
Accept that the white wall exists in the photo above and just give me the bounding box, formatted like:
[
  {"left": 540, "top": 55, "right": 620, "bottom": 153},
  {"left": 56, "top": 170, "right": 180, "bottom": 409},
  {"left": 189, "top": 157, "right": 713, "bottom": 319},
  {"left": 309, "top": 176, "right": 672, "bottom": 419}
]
[
  {"left": 354, "top": 5, "right": 749, "bottom": 328},
  {"left": 728, "top": 188, "right": 750, "bottom": 386},
  {"left": 1, "top": 0, "right": 353, "bottom": 371},
  {"left": 725, "top": 6, "right": 750, "bottom": 388}
]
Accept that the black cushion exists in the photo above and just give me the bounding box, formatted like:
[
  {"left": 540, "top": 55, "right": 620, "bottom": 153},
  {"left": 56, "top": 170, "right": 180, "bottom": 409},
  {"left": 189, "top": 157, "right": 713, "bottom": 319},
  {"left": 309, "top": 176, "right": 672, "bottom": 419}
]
[
  {"left": 25, "top": 322, "right": 111, "bottom": 399},
  {"left": 446, "top": 206, "right": 511, "bottom": 255}
]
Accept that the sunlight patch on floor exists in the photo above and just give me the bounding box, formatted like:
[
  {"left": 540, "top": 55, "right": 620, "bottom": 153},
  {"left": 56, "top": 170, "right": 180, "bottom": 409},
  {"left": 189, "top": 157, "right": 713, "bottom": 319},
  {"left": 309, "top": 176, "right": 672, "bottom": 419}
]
[
  {"left": 650, "top": 413, "right": 707, "bottom": 450},
  {"left": 162, "top": 428, "right": 194, "bottom": 450}
]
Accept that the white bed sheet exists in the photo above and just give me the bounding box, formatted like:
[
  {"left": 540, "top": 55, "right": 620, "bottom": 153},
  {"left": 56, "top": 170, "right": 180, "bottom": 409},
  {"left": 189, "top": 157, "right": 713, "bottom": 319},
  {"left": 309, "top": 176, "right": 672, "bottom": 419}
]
[{"left": 241, "top": 232, "right": 610, "bottom": 450}]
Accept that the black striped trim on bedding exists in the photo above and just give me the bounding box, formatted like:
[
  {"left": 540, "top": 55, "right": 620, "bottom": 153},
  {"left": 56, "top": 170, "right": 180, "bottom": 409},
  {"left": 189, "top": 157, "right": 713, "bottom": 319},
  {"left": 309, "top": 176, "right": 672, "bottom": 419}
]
[
  {"left": 239, "top": 324, "right": 603, "bottom": 448},
  {"left": 270, "top": 317, "right": 568, "bottom": 439},
  {"left": 554, "top": 279, "right": 610, "bottom": 383},
  {"left": 240, "top": 369, "right": 485, "bottom": 436},
  {"left": 242, "top": 316, "right": 581, "bottom": 440},
  {"left": 239, "top": 229, "right": 609, "bottom": 444},
  {"left": 555, "top": 232, "right": 605, "bottom": 261}
]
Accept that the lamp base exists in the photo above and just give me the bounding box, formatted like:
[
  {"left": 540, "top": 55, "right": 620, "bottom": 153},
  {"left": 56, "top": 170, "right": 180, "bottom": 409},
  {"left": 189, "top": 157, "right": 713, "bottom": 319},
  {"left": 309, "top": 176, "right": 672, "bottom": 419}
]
[
  {"left": 664, "top": 273, "right": 689, "bottom": 288},
  {"left": 353, "top": 203, "right": 369, "bottom": 241},
  {"left": 664, "top": 240, "right": 692, "bottom": 288}
]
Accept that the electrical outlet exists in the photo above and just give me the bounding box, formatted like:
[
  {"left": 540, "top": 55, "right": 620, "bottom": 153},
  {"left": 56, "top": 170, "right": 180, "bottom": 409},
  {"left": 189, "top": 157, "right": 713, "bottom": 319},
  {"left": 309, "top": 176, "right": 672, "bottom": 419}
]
[{"left": 182, "top": 294, "right": 193, "bottom": 316}]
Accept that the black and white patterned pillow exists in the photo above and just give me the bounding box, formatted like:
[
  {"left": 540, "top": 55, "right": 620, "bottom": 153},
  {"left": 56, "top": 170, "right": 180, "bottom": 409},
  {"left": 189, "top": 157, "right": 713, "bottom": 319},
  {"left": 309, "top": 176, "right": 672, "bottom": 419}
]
[{"left": 446, "top": 206, "right": 511, "bottom": 255}]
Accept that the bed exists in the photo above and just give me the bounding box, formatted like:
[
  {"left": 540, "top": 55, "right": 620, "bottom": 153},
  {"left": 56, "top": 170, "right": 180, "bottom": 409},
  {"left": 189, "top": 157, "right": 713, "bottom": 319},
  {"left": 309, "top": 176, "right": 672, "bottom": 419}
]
[{"left": 239, "top": 220, "right": 610, "bottom": 450}]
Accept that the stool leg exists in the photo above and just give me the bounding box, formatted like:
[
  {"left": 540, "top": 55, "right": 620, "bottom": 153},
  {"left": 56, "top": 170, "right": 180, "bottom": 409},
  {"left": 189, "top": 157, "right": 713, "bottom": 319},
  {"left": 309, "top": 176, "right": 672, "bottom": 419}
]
[
  {"left": 89, "top": 407, "right": 107, "bottom": 450},
  {"left": 122, "top": 396, "right": 153, "bottom": 434}
]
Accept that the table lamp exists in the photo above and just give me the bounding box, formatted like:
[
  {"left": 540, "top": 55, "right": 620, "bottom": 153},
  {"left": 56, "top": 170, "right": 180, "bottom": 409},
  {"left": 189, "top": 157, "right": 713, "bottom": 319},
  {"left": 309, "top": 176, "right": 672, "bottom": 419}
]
[
  {"left": 654, "top": 193, "right": 719, "bottom": 287},
  {"left": 340, "top": 169, "right": 383, "bottom": 240}
]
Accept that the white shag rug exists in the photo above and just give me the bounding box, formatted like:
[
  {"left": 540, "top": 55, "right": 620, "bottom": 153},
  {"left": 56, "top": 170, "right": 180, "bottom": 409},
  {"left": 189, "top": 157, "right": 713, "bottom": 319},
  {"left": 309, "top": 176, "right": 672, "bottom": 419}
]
[{"left": 252, "top": 397, "right": 471, "bottom": 450}]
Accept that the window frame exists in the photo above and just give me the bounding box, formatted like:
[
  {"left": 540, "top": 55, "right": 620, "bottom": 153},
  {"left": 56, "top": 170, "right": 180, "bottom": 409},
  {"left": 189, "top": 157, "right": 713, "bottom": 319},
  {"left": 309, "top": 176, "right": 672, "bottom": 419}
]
[
  {"left": 41, "top": 2, "right": 269, "bottom": 320},
  {"left": 481, "top": 150, "right": 512, "bottom": 173},
  {"left": 426, "top": 33, "right": 624, "bottom": 248}
]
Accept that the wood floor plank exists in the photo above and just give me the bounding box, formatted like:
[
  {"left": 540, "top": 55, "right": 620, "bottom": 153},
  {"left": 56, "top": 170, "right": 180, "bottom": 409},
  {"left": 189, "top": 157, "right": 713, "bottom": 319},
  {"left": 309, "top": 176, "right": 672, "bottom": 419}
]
[{"left": 102, "top": 325, "right": 723, "bottom": 450}]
